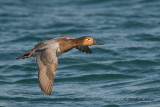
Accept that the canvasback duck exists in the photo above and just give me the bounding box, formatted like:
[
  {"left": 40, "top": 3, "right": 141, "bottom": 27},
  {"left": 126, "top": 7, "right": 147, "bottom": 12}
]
[{"left": 16, "top": 36, "right": 103, "bottom": 96}]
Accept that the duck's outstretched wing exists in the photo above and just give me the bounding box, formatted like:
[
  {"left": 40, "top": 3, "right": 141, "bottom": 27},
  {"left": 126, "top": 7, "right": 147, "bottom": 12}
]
[
  {"left": 36, "top": 48, "right": 57, "bottom": 96},
  {"left": 75, "top": 45, "right": 92, "bottom": 54},
  {"left": 58, "top": 36, "right": 93, "bottom": 54}
]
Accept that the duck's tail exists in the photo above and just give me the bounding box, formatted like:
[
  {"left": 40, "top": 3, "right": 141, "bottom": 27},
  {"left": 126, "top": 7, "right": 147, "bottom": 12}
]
[
  {"left": 16, "top": 49, "right": 35, "bottom": 60},
  {"left": 16, "top": 53, "right": 31, "bottom": 59}
]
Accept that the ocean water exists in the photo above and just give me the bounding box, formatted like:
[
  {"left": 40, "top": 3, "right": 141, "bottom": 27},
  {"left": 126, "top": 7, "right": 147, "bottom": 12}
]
[{"left": 0, "top": 0, "right": 160, "bottom": 106}]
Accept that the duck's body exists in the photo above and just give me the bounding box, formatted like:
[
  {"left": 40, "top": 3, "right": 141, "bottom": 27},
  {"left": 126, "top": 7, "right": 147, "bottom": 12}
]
[{"left": 16, "top": 36, "right": 103, "bottom": 96}]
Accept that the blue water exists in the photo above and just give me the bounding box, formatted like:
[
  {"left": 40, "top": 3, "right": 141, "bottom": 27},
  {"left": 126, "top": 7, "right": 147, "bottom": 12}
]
[{"left": 0, "top": 0, "right": 160, "bottom": 106}]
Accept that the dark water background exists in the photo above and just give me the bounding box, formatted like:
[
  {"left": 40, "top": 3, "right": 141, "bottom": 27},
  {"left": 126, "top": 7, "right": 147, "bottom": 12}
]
[{"left": 0, "top": 0, "right": 160, "bottom": 107}]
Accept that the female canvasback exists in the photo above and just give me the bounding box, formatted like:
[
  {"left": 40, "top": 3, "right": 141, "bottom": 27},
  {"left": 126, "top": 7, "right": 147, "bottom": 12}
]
[{"left": 16, "top": 36, "right": 103, "bottom": 96}]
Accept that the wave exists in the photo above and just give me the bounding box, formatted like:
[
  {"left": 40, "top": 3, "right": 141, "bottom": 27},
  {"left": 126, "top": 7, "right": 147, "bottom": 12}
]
[
  {"left": 111, "top": 59, "right": 159, "bottom": 68},
  {"left": 55, "top": 73, "right": 138, "bottom": 83},
  {"left": 127, "top": 33, "right": 160, "bottom": 42}
]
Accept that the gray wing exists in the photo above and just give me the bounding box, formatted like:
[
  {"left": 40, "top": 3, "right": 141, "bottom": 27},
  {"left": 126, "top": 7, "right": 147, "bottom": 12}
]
[
  {"left": 58, "top": 36, "right": 93, "bottom": 54},
  {"left": 57, "top": 35, "right": 77, "bottom": 40},
  {"left": 36, "top": 48, "right": 57, "bottom": 96}
]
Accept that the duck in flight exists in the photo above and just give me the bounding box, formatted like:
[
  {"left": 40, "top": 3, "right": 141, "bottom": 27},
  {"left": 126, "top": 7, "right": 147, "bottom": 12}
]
[{"left": 16, "top": 36, "right": 103, "bottom": 96}]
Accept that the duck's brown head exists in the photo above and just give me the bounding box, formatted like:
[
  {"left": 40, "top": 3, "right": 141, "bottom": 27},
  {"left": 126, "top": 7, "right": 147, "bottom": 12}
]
[{"left": 79, "top": 36, "right": 104, "bottom": 46}]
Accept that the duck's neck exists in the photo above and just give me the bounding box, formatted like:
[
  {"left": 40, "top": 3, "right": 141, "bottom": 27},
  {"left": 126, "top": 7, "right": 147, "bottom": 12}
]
[
  {"left": 71, "top": 38, "right": 83, "bottom": 46},
  {"left": 58, "top": 39, "right": 80, "bottom": 53}
]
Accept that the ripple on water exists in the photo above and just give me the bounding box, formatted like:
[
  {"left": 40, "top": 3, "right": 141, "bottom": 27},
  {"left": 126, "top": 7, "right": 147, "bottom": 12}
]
[
  {"left": 121, "top": 20, "right": 155, "bottom": 29},
  {"left": 111, "top": 59, "right": 159, "bottom": 69},
  {"left": 127, "top": 33, "right": 160, "bottom": 42},
  {"left": 14, "top": 78, "right": 37, "bottom": 85},
  {"left": 60, "top": 62, "right": 108, "bottom": 71},
  {"left": 56, "top": 73, "right": 138, "bottom": 83}
]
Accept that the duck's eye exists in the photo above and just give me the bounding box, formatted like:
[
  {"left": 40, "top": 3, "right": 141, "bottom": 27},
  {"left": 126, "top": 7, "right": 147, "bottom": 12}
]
[{"left": 88, "top": 38, "right": 90, "bottom": 40}]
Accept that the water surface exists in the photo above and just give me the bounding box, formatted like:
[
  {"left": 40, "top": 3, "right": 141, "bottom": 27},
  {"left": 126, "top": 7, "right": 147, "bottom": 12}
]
[{"left": 0, "top": 0, "right": 160, "bottom": 107}]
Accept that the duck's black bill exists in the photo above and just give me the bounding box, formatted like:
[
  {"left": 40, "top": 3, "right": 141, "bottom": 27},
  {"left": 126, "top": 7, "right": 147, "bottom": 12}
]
[{"left": 93, "top": 40, "right": 104, "bottom": 45}]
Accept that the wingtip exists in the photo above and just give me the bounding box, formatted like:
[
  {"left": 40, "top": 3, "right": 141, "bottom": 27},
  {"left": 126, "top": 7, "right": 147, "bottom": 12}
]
[
  {"left": 90, "top": 51, "right": 93, "bottom": 54},
  {"left": 16, "top": 57, "right": 20, "bottom": 60},
  {"left": 39, "top": 84, "right": 52, "bottom": 96},
  {"left": 87, "top": 49, "right": 93, "bottom": 54},
  {"left": 42, "top": 89, "right": 51, "bottom": 96}
]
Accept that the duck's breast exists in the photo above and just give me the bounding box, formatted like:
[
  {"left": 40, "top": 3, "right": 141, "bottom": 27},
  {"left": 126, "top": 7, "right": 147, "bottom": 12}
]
[{"left": 56, "top": 39, "right": 75, "bottom": 56}]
